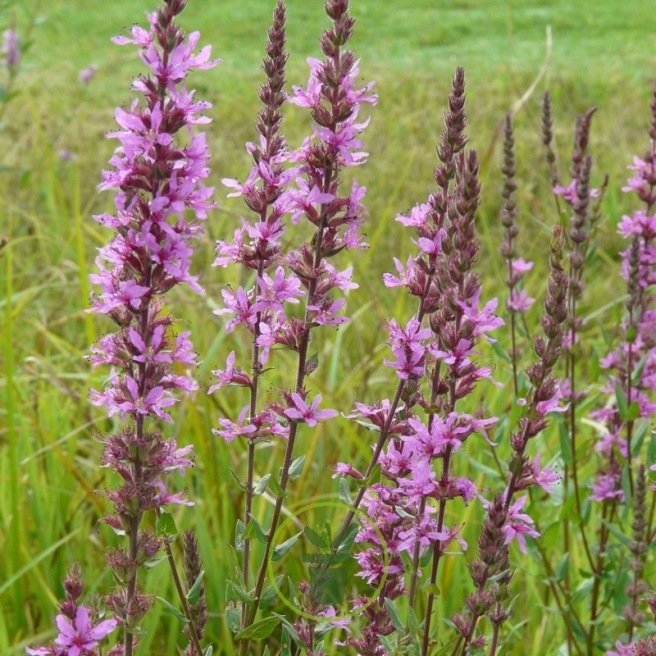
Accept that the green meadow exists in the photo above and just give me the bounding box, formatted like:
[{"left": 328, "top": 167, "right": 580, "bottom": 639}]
[{"left": 2, "top": 0, "right": 656, "bottom": 653}]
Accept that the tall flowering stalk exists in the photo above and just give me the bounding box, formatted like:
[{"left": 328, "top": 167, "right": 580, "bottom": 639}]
[
  {"left": 87, "top": 1, "right": 218, "bottom": 654},
  {"left": 2, "top": 27, "right": 19, "bottom": 74},
  {"left": 212, "top": 0, "right": 375, "bottom": 644},
  {"left": 341, "top": 70, "right": 509, "bottom": 656},
  {"left": 451, "top": 226, "right": 568, "bottom": 655},
  {"left": 589, "top": 88, "right": 656, "bottom": 654},
  {"left": 212, "top": 1, "right": 291, "bottom": 630},
  {"left": 500, "top": 114, "right": 534, "bottom": 396},
  {"left": 543, "top": 103, "right": 601, "bottom": 584},
  {"left": 25, "top": 567, "right": 118, "bottom": 656},
  {"left": 338, "top": 68, "right": 468, "bottom": 555}
]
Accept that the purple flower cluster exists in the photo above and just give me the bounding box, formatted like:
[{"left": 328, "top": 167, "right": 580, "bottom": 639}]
[
  {"left": 338, "top": 69, "right": 509, "bottom": 655},
  {"left": 85, "top": 0, "right": 217, "bottom": 650},
  {"left": 552, "top": 108, "right": 599, "bottom": 209},
  {"left": 500, "top": 116, "right": 534, "bottom": 322},
  {"left": 212, "top": 0, "right": 373, "bottom": 442},
  {"left": 26, "top": 568, "right": 117, "bottom": 656},
  {"left": 450, "top": 227, "right": 568, "bottom": 653},
  {"left": 211, "top": 0, "right": 376, "bottom": 638},
  {"left": 2, "top": 27, "right": 19, "bottom": 72},
  {"left": 590, "top": 98, "right": 656, "bottom": 503}
]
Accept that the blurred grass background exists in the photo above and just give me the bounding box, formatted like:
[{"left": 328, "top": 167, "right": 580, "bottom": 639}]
[{"left": 1, "top": 0, "right": 656, "bottom": 654}]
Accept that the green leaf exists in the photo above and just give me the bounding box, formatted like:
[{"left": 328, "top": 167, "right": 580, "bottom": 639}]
[
  {"left": 144, "top": 555, "right": 167, "bottom": 569},
  {"left": 407, "top": 605, "right": 419, "bottom": 633},
  {"left": 254, "top": 474, "right": 271, "bottom": 496},
  {"left": 243, "top": 517, "right": 268, "bottom": 544},
  {"left": 601, "top": 519, "right": 632, "bottom": 546},
  {"left": 648, "top": 431, "right": 656, "bottom": 464},
  {"left": 203, "top": 646, "right": 214, "bottom": 656},
  {"left": 336, "top": 522, "right": 359, "bottom": 552},
  {"left": 491, "top": 339, "right": 511, "bottom": 363},
  {"left": 615, "top": 384, "right": 629, "bottom": 421},
  {"left": 621, "top": 466, "right": 633, "bottom": 506},
  {"left": 235, "top": 616, "right": 280, "bottom": 640},
  {"left": 555, "top": 554, "right": 569, "bottom": 582},
  {"left": 626, "top": 401, "right": 640, "bottom": 422},
  {"left": 269, "top": 475, "right": 285, "bottom": 497},
  {"left": 384, "top": 598, "right": 404, "bottom": 632},
  {"left": 186, "top": 570, "right": 205, "bottom": 605},
  {"left": 305, "top": 352, "right": 319, "bottom": 375},
  {"left": 156, "top": 596, "right": 188, "bottom": 623},
  {"left": 338, "top": 477, "right": 352, "bottom": 505},
  {"left": 304, "top": 525, "right": 327, "bottom": 549},
  {"left": 235, "top": 519, "right": 245, "bottom": 552},
  {"left": 558, "top": 419, "right": 573, "bottom": 466},
  {"left": 631, "top": 355, "right": 647, "bottom": 385},
  {"left": 280, "top": 624, "right": 293, "bottom": 655},
  {"left": 225, "top": 606, "right": 241, "bottom": 634},
  {"left": 260, "top": 575, "right": 284, "bottom": 610},
  {"left": 226, "top": 579, "right": 252, "bottom": 604},
  {"left": 156, "top": 512, "right": 177, "bottom": 538},
  {"left": 289, "top": 455, "right": 306, "bottom": 480},
  {"left": 230, "top": 469, "right": 248, "bottom": 491},
  {"left": 273, "top": 531, "right": 302, "bottom": 561},
  {"left": 632, "top": 421, "right": 649, "bottom": 456}
]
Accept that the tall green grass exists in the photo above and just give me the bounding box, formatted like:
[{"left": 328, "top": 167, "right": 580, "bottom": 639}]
[{"left": 1, "top": 0, "right": 655, "bottom": 653}]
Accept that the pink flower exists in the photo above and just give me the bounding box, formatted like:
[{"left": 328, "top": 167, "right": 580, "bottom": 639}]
[
  {"left": 54, "top": 607, "right": 117, "bottom": 656},
  {"left": 254, "top": 267, "right": 304, "bottom": 312},
  {"left": 607, "top": 640, "right": 635, "bottom": 656},
  {"left": 502, "top": 496, "right": 539, "bottom": 553},
  {"left": 384, "top": 318, "right": 431, "bottom": 380},
  {"left": 511, "top": 258, "right": 533, "bottom": 274},
  {"left": 333, "top": 463, "right": 363, "bottom": 480},
  {"left": 284, "top": 393, "right": 337, "bottom": 427},
  {"left": 507, "top": 288, "right": 535, "bottom": 313},
  {"left": 590, "top": 471, "right": 624, "bottom": 502},
  {"left": 397, "top": 515, "right": 445, "bottom": 554},
  {"left": 213, "top": 406, "right": 257, "bottom": 442},
  {"left": 554, "top": 179, "right": 599, "bottom": 205},
  {"left": 529, "top": 457, "right": 560, "bottom": 493},
  {"left": 3, "top": 28, "right": 19, "bottom": 70},
  {"left": 209, "top": 351, "right": 251, "bottom": 393},
  {"left": 216, "top": 287, "right": 256, "bottom": 332},
  {"left": 79, "top": 64, "right": 98, "bottom": 85},
  {"left": 383, "top": 256, "right": 419, "bottom": 289},
  {"left": 396, "top": 202, "right": 430, "bottom": 228}
]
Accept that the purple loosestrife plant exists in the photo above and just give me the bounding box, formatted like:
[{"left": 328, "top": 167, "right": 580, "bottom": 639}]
[
  {"left": 451, "top": 226, "right": 568, "bottom": 655},
  {"left": 588, "top": 88, "right": 656, "bottom": 654},
  {"left": 26, "top": 567, "right": 118, "bottom": 656},
  {"left": 211, "top": 1, "right": 291, "bottom": 632},
  {"left": 500, "top": 114, "right": 534, "bottom": 396},
  {"left": 541, "top": 101, "right": 607, "bottom": 614},
  {"left": 417, "top": 146, "right": 503, "bottom": 656},
  {"left": 211, "top": 0, "right": 375, "bottom": 645},
  {"left": 88, "top": 1, "right": 218, "bottom": 654},
  {"left": 2, "top": 27, "right": 19, "bottom": 73},
  {"left": 341, "top": 70, "right": 505, "bottom": 656},
  {"left": 337, "top": 68, "right": 468, "bottom": 555}
]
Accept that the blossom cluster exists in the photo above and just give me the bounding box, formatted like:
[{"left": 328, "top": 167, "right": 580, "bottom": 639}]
[
  {"left": 500, "top": 115, "right": 534, "bottom": 318},
  {"left": 211, "top": 0, "right": 375, "bottom": 445},
  {"left": 2, "top": 27, "right": 19, "bottom": 72},
  {"left": 338, "top": 70, "right": 516, "bottom": 654},
  {"left": 590, "top": 103, "right": 656, "bottom": 504},
  {"left": 210, "top": 0, "right": 377, "bottom": 640},
  {"left": 26, "top": 568, "right": 117, "bottom": 656},
  {"left": 451, "top": 226, "right": 568, "bottom": 652},
  {"left": 87, "top": 0, "right": 216, "bottom": 649}
]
